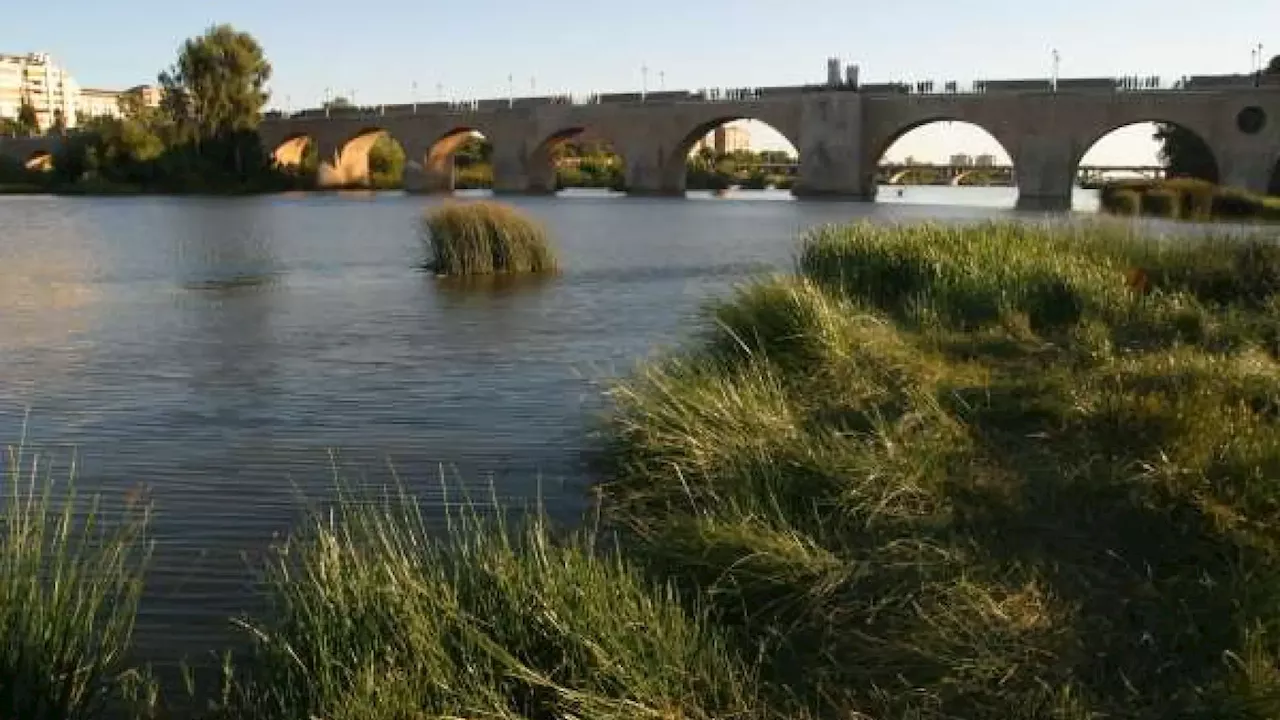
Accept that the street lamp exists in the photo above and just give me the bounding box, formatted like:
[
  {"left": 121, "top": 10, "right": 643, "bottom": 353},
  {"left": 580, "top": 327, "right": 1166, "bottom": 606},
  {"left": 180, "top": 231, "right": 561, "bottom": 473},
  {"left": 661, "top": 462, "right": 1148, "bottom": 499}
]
[
  {"left": 412, "top": 81, "right": 418, "bottom": 113},
  {"left": 641, "top": 63, "right": 649, "bottom": 100},
  {"left": 324, "top": 87, "right": 332, "bottom": 116},
  {"left": 508, "top": 73, "right": 514, "bottom": 107},
  {"left": 660, "top": 70, "right": 666, "bottom": 91},
  {"left": 1051, "top": 49, "right": 1060, "bottom": 92}
]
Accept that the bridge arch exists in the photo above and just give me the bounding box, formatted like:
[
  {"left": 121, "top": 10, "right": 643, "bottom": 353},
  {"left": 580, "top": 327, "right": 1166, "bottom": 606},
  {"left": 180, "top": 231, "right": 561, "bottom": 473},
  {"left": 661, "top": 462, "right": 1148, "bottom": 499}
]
[
  {"left": 663, "top": 116, "right": 801, "bottom": 195},
  {"left": 873, "top": 118, "right": 1016, "bottom": 206},
  {"left": 415, "top": 127, "right": 493, "bottom": 193},
  {"left": 1072, "top": 120, "right": 1219, "bottom": 213},
  {"left": 324, "top": 128, "right": 408, "bottom": 189},
  {"left": 272, "top": 134, "right": 313, "bottom": 168},
  {"left": 25, "top": 150, "right": 53, "bottom": 172},
  {"left": 528, "top": 127, "right": 625, "bottom": 194}
]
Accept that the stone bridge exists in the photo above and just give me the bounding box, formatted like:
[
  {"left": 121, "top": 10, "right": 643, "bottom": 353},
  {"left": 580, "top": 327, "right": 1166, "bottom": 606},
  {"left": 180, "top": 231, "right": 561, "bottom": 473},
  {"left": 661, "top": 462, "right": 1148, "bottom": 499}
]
[{"left": 5, "top": 82, "right": 1280, "bottom": 209}]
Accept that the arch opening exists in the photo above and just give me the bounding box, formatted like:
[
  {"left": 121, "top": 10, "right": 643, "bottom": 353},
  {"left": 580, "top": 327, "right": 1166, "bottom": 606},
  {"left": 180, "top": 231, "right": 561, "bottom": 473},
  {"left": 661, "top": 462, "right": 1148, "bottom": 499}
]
[
  {"left": 326, "top": 128, "right": 407, "bottom": 189},
  {"left": 418, "top": 128, "right": 491, "bottom": 193},
  {"left": 271, "top": 134, "right": 317, "bottom": 187},
  {"left": 1076, "top": 121, "right": 1219, "bottom": 218},
  {"left": 875, "top": 120, "right": 1015, "bottom": 207},
  {"left": 675, "top": 118, "right": 799, "bottom": 196},
  {"left": 529, "top": 127, "right": 626, "bottom": 194},
  {"left": 24, "top": 151, "right": 53, "bottom": 172}
]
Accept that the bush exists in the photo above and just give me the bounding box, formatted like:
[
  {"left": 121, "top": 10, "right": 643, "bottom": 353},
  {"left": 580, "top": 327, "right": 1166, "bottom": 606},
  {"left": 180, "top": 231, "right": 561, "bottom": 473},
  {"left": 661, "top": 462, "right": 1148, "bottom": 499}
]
[{"left": 422, "top": 201, "right": 558, "bottom": 275}]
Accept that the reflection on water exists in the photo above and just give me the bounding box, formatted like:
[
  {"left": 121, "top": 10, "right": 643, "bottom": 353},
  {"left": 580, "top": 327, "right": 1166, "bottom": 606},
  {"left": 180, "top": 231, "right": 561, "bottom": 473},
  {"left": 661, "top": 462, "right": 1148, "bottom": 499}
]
[{"left": 0, "top": 187, "right": 1107, "bottom": 664}]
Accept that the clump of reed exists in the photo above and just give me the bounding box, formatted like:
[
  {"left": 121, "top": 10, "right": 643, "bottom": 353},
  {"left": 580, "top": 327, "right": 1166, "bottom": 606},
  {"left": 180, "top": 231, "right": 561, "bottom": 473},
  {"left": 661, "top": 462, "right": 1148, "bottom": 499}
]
[
  {"left": 0, "top": 444, "right": 151, "bottom": 720},
  {"left": 220, "top": 488, "right": 760, "bottom": 720},
  {"left": 599, "top": 220, "right": 1280, "bottom": 718},
  {"left": 422, "top": 200, "right": 558, "bottom": 276}
]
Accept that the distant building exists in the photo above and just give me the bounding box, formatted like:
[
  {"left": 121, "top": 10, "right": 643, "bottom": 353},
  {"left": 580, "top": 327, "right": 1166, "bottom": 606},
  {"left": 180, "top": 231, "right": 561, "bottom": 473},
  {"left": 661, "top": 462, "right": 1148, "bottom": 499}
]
[
  {"left": 0, "top": 53, "right": 79, "bottom": 130},
  {"left": 950, "top": 153, "right": 974, "bottom": 166},
  {"left": 827, "top": 57, "right": 843, "bottom": 87},
  {"left": 0, "top": 51, "right": 159, "bottom": 131},
  {"left": 692, "top": 124, "right": 752, "bottom": 155},
  {"left": 973, "top": 153, "right": 997, "bottom": 167}
]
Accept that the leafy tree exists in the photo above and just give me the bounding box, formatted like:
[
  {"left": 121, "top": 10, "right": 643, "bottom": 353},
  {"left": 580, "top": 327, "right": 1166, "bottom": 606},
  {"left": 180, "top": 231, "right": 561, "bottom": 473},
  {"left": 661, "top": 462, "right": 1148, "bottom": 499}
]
[
  {"left": 17, "top": 101, "right": 39, "bottom": 137},
  {"left": 368, "top": 135, "right": 405, "bottom": 188},
  {"left": 49, "top": 109, "right": 66, "bottom": 136},
  {"left": 1269, "top": 55, "right": 1280, "bottom": 74},
  {"left": 454, "top": 137, "right": 492, "bottom": 167},
  {"left": 158, "top": 24, "right": 271, "bottom": 145},
  {"left": 0, "top": 117, "right": 21, "bottom": 137}
]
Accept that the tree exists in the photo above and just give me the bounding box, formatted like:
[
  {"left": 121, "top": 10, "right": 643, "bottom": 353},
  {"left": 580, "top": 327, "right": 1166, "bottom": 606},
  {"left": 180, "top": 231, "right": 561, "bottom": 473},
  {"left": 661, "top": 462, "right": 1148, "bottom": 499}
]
[
  {"left": 323, "top": 96, "right": 354, "bottom": 110},
  {"left": 49, "top": 109, "right": 66, "bottom": 136},
  {"left": 158, "top": 24, "right": 271, "bottom": 144},
  {"left": 367, "top": 135, "right": 405, "bottom": 188},
  {"left": 1157, "top": 54, "right": 1279, "bottom": 181},
  {"left": 17, "top": 101, "right": 39, "bottom": 137}
]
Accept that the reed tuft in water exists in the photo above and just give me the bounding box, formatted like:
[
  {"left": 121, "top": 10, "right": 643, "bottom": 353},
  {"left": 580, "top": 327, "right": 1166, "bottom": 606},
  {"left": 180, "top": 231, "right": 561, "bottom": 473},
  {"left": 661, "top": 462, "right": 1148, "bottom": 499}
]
[
  {"left": 0, "top": 443, "right": 151, "bottom": 720},
  {"left": 422, "top": 200, "right": 559, "bottom": 275}
]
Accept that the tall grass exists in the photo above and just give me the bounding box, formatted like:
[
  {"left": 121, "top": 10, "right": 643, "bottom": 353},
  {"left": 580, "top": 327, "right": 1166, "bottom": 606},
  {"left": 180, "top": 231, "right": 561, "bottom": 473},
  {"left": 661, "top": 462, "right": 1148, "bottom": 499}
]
[
  {"left": 0, "top": 443, "right": 151, "bottom": 720},
  {"left": 600, "top": 220, "right": 1280, "bottom": 718},
  {"left": 423, "top": 200, "right": 559, "bottom": 276},
  {"left": 220, "top": 487, "right": 760, "bottom": 720}
]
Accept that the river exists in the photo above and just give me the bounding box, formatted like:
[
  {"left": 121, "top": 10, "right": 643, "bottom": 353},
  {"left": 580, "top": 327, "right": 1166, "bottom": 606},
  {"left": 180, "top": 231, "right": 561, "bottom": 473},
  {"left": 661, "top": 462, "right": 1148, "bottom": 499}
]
[{"left": 0, "top": 185, "right": 1100, "bottom": 664}]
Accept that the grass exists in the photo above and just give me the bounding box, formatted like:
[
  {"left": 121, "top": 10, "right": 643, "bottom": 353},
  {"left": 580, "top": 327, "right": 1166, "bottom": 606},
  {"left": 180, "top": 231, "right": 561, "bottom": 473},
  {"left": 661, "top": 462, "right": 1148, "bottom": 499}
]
[
  {"left": 214, "top": 488, "right": 760, "bottom": 720},
  {"left": 599, "top": 220, "right": 1280, "bottom": 718},
  {"left": 422, "top": 200, "right": 559, "bottom": 276},
  {"left": 0, "top": 442, "right": 151, "bottom": 720}
]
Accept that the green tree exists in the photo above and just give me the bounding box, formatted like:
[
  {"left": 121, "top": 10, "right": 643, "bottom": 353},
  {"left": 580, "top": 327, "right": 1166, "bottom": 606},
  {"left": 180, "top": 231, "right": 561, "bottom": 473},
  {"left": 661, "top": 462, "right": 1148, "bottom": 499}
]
[
  {"left": 158, "top": 24, "right": 271, "bottom": 144},
  {"left": 1269, "top": 55, "right": 1280, "bottom": 74},
  {"left": 17, "top": 101, "right": 39, "bottom": 137},
  {"left": 367, "top": 135, "right": 405, "bottom": 188}
]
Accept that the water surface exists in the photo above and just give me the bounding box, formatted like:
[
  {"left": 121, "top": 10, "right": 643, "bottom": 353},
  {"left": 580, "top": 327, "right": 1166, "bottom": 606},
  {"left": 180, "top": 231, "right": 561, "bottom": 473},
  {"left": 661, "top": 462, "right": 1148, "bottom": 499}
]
[{"left": 0, "top": 186, "right": 1101, "bottom": 661}]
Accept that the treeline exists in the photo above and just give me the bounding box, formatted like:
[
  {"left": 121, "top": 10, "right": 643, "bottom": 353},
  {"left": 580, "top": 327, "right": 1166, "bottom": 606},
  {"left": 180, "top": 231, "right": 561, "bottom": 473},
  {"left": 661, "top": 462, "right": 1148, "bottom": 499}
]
[{"left": 5, "top": 25, "right": 300, "bottom": 194}]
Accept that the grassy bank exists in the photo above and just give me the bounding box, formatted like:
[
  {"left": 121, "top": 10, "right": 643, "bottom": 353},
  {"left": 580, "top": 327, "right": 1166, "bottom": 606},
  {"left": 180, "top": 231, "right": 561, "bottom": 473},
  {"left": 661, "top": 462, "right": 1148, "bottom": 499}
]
[
  {"left": 601, "top": 220, "right": 1280, "bottom": 718},
  {"left": 1100, "top": 178, "right": 1280, "bottom": 222},
  {"left": 10, "top": 220, "right": 1280, "bottom": 718}
]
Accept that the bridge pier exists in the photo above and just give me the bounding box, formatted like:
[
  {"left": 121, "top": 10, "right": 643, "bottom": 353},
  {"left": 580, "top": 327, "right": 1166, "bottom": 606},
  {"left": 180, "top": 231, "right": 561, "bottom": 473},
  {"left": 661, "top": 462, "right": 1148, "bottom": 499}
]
[
  {"left": 1218, "top": 141, "right": 1279, "bottom": 195},
  {"left": 1013, "top": 136, "right": 1075, "bottom": 213},
  {"left": 794, "top": 94, "right": 869, "bottom": 199}
]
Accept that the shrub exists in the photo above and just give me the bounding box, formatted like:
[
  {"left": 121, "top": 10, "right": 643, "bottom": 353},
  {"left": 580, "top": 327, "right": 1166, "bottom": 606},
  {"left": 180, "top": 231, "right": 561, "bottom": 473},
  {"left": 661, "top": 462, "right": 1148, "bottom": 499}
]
[{"left": 422, "top": 201, "right": 558, "bottom": 276}]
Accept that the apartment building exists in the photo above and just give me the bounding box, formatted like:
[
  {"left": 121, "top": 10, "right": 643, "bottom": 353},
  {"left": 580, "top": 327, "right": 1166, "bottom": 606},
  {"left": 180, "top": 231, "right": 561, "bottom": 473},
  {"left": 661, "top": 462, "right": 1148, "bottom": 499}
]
[
  {"left": 0, "top": 53, "right": 79, "bottom": 130},
  {"left": 0, "top": 51, "right": 161, "bottom": 131}
]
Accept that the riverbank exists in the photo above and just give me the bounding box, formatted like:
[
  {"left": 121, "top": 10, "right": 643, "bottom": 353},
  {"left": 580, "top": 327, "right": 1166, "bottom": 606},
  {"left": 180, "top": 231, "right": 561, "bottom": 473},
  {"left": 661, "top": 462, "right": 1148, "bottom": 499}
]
[
  {"left": 8, "top": 220, "right": 1280, "bottom": 718},
  {"left": 1100, "top": 178, "right": 1280, "bottom": 222}
]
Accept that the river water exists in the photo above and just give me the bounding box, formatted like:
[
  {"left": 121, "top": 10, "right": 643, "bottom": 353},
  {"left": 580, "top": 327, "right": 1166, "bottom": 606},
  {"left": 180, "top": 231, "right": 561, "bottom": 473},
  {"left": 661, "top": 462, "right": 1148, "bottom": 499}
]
[{"left": 0, "top": 186, "right": 1099, "bottom": 663}]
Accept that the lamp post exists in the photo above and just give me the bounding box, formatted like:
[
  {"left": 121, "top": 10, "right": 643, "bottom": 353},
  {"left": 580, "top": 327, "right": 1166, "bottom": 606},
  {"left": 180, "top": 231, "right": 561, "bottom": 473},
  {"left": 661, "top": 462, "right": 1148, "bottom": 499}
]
[
  {"left": 324, "top": 87, "right": 332, "bottom": 116},
  {"left": 659, "top": 70, "right": 666, "bottom": 91},
  {"left": 641, "top": 63, "right": 649, "bottom": 100},
  {"left": 412, "top": 81, "right": 418, "bottom": 113},
  {"left": 1051, "top": 49, "right": 1060, "bottom": 92},
  {"left": 508, "top": 73, "right": 514, "bottom": 107}
]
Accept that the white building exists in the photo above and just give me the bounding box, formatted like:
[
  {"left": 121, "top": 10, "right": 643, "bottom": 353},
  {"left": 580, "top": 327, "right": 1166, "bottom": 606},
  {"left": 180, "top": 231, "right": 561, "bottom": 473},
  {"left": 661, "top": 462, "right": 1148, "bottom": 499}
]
[
  {"left": 0, "top": 51, "right": 160, "bottom": 132},
  {"left": 0, "top": 53, "right": 80, "bottom": 130}
]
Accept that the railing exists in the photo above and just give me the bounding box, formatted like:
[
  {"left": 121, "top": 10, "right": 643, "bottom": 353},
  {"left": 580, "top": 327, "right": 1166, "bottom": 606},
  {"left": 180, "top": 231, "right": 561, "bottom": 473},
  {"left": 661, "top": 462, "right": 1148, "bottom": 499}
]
[{"left": 255, "top": 72, "right": 1277, "bottom": 120}]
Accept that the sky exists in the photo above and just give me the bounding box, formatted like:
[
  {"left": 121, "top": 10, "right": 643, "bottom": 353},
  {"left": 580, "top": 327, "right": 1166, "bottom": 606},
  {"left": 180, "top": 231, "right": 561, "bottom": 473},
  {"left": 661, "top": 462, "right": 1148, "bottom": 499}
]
[{"left": 4, "top": 0, "right": 1276, "bottom": 165}]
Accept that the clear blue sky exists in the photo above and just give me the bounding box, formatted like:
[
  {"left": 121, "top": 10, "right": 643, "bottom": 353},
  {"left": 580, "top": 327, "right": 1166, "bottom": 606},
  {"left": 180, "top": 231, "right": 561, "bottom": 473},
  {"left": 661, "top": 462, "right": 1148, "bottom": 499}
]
[{"left": 4, "top": 0, "right": 1276, "bottom": 164}]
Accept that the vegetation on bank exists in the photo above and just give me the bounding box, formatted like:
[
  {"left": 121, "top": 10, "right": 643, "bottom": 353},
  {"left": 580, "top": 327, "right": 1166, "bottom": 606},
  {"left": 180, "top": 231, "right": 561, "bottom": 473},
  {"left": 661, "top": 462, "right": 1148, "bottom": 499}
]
[
  {"left": 1100, "top": 178, "right": 1280, "bottom": 222},
  {"left": 12, "top": 220, "right": 1280, "bottom": 718},
  {"left": 422, "top": 201, "right": 559, "bottom": 275}
]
